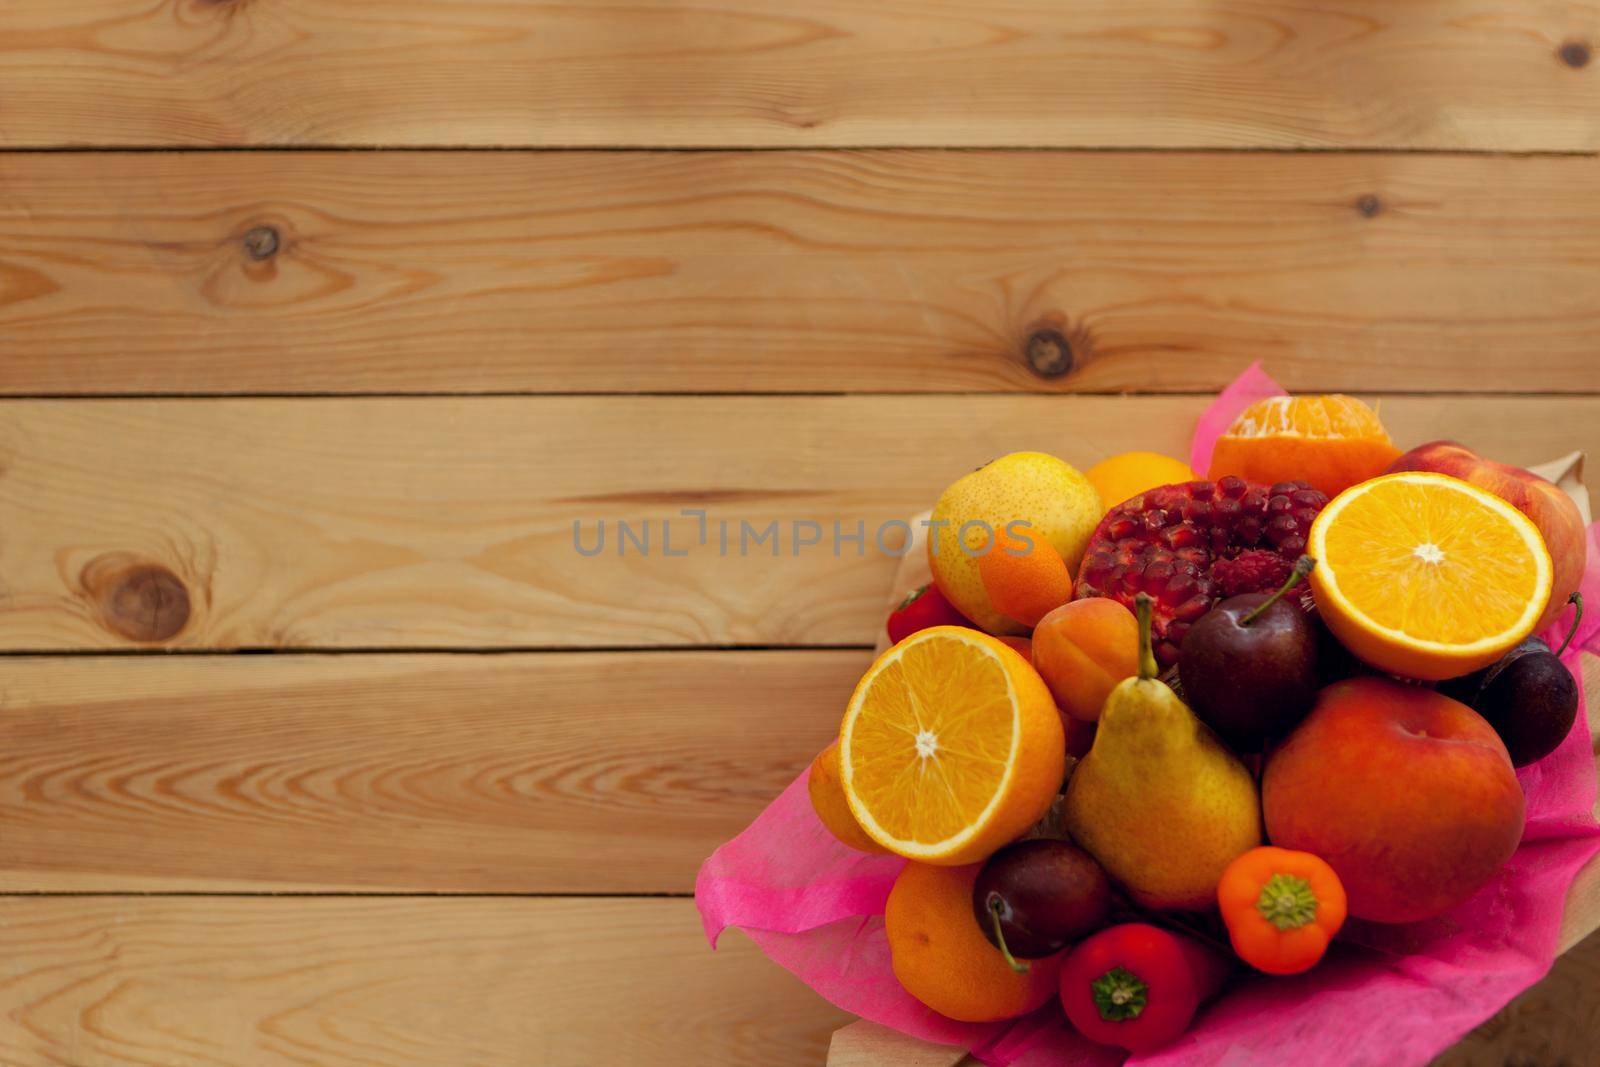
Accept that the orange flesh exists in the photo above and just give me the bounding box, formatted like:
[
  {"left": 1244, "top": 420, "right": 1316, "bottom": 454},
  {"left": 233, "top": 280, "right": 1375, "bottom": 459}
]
[{"left": 847, "top": 636, "right": 1015, "bottom": 847}]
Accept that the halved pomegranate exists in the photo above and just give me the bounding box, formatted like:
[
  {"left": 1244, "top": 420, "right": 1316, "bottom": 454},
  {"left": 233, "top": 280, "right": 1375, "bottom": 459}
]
[{"left": 1074, "top": 477, "right": 1328, "bottom": 666}]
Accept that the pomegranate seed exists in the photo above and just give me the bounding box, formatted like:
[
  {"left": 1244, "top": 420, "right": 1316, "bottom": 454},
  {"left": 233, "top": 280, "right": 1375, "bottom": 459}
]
[
  {"left": 1279, "top": 535, "right": 1307, "bottom": 556},
  {"left": 1107, "top": 516, "right": 1138, "bottom": 539},
  {"left": 1213, "top": 498, "right": 1241, "bottom": 524},
  {"left": 1173, "top": 594, "right": 1214, "bottom": 622},
  {"left": 1242, "top": 489, "right": 1267, "bottom": 516},
  {"left": 1219, "top": 476, "right": 1247, "bottom": 499},
  {"left": 1266, "top": 514, "right": 1299, "bottom": 544},
  {"left": 1270, "top": 482, "right": 1300, "bottom": 496},
  {"left": 1291, "top": 489, "right": 1326, "bottom": 508},
  {"left": 1162, "top": 572, "right": 1200, "bottom": 605},
  {"left": 1165, "top": 622, "right": 1190, "bottom": 646},
  {"left": 1142, "top": 509, "right": 1173, "bottom": 532},
  {"left": 1267, "top": 495, "right": 1293, "bottom": 515},
  {"left": 1189, "top": 482, "right": 1215, "bottom": 500},
  {"left": 1142, "top": 560, "right": 1175, "bottom": 592},
  {"left": 1181, "top": 498, "right": 1211, "bottom": 522},
  {"left": 1165, "top": 522, "right": 1203, "bottom": 549},
  {"left": 1236, "top": 516, "right": 1263, "bottom": 544}
]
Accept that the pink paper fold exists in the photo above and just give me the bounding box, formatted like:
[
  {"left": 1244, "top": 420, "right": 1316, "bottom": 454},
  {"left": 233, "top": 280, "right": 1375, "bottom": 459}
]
[{"left": 696, "top": 365, "right": 1600, "bottom": 1066}]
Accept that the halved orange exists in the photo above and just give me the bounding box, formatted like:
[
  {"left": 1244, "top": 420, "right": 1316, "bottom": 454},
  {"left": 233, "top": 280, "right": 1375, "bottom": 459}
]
[
  {"left": 1308, "top": 472, "right": 1552, "bottom": 681},
  {"left": 1209, "top": 394, "right": 1402, "bottom": 498},
  {"left": 840, "top": 627, "right": 1064, "bottom": 865}
]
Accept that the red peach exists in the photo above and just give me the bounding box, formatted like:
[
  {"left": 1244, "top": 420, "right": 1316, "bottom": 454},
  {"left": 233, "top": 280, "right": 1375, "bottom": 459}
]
[
  {"left": 1388, "top": 441, "right": 1586, "bottom": 632},
  {"left": 1263, "top": 677, "right": 1525, "bottom": 924}
]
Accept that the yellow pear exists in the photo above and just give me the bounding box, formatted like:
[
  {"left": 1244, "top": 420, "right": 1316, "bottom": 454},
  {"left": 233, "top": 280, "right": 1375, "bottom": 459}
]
[{"left": 1064, "top": 594, "right": 1261, "bottom": 909}]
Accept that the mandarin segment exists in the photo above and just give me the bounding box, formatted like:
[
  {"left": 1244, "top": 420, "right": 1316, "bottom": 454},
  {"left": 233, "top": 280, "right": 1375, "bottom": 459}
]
[
  {"left": 1208, "top": 394, "right": 1402, "bottom": 498},
  {"left": 978, "top": 529, "right": 1074, "bottom": 628},
  {"left": 840, "top": 627, "right": 1065, "bottom": 865}
]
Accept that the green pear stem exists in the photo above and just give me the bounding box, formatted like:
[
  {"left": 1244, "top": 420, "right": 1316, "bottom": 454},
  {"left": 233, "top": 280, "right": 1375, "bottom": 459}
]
[
  {"left": 988, "top": 899, "right": 1029, "bottom": 974},
  {"left": 1240, "top": 555, "right": 1318, "bottom": 627},
  {"left": 1554, "top": 592, "right": 1585, "bottom": 658},
  {"left": 1133, "top": 593, "right": 1158, "bottom": 681}
]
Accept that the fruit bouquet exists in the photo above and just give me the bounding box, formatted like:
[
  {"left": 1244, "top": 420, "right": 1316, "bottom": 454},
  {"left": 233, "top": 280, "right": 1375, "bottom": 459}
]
[{"left": 696, "top": 365, "right": 1600, "bottom": 1065}]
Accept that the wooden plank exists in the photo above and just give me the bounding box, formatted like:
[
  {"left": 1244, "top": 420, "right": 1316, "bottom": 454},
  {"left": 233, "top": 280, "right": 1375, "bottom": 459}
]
[
  {"left": 0, "top": 395, "right": 1592, "bottom": 650},
  {"left": 2, "top": 1, "right": 1596, "bottom": 149},
  {"left": 0, "top": 651, "right": 859, "bottom": 893},
  {"left": 2, "top": 152, "right": 1599, "bottom": 396},
  {"left": 1437, "top": 929, "right": 1600, "bottom": 1066},
  {"left": 0, "top": 896, "right": 848, "bottom": 1067}
]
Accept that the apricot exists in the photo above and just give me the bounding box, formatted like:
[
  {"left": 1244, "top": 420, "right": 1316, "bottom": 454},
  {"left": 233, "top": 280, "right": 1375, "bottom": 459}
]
[
  {"left": 1031, "top": 598, "right": 1140, "bottom": 722},
  {"left": 1263, "top": 677, "right": 1525, "bottom": 924}
]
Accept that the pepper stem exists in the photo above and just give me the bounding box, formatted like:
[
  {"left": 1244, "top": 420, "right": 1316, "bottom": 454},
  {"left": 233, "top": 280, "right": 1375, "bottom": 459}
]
[
  {"left": 1090, "top": 966, "right": 1149, "bottom": 1022},
  {"left": 1133, "top": 593, "right": 1158, "bottom": 681},
  {"left": 1240, "top": 555, "right": 1317, "bottom": 627},
  {"left": 1255, "top": 873, "right": 1320, "bottom": 931},
  {"left": 1554, "top": 592, "right": 1585, "bottom": 658},
  {"left": 987, "top": 899, "right": 1029, "bottom": 974}
]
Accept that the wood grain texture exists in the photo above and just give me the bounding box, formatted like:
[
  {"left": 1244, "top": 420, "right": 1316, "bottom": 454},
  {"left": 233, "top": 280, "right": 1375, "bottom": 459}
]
[
  {"left": 3, "top": 0, "right": 1596, "bottom": 149},
  {"left": 0, "top": 395, "right": 1593, "bottom": 650},
  {"left": 1435, "top": 929, "right": 1600, "bottom": 1067},
  {"left": 0, "top": 897, "right": 848, "bottom": 1067},
  {"left": 2, "top": 152, "right": 1599, "bottom": 395},
  {"left": 0, "top": 651, "right": 859, "bottom": 892}
]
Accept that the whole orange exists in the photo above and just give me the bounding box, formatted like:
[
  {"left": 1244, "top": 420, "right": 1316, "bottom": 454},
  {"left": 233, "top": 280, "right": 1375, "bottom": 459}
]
[
  {"left": 808, "top": 740, "right": 888, "bottom": 853},
  {"left": 1086, "top": 452, "right": 1197, "bottom": 512},
  {"left": 1031, "top": 598, "right": 1140, "bottom": 721},
  {"left": 1208, "top": 394, "right": 1401, "bottom": 498},
  {"left": 977, "top": 529, "right": 1074, "bottom": 628},
  {"left": 885, "top": 861, "right": 1063, "bottom": 1021}
]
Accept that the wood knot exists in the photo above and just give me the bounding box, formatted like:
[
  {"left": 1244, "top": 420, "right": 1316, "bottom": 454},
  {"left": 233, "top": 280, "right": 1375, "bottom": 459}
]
[
  {"left": 242, "top": 225, "right": 280, "bottom": 261},
  {"left": 1355, "top": 194, "right": 1382, "bottom": 218},
  {"left": 81, "top": 553, "right": 191, "bottom": 643},
  {"left": 1024, "top": 328, "right": 1075, "bottom": 378},
  {"left": 1558, "top": 41, "right": 1591, "bottom": 68}
]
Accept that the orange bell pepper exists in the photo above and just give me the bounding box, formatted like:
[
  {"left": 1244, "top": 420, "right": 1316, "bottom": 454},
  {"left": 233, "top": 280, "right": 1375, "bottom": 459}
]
[{"left": 1217, "top": 846, "right": 1346, "bottom": 975}]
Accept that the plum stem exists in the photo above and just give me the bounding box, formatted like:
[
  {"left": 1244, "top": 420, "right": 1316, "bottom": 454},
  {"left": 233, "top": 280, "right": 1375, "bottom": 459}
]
[
  {"left": 1240, "top": 555, "right": 1317, "bottom": 627},
  {"left": 1554, "top": 592, "right": 1585, "bottom": 658},
  {"left": 988, "top": 898, "right": 1029, "bottom": 974},
  {"left": 1133, "top": 593, "right": 1158, "bottom": 681}
]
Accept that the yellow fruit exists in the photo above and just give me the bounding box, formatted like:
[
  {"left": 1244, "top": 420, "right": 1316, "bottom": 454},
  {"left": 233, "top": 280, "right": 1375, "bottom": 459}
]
[
  {"left": 1085, "top": 451, "right": 1197, "bottom": 512},
  {"left": 840, "top": 626, "right": 1064, "bottom": 865},
  {"left": 807, "top": 740, "right": 888, "bottom": 853},
  {"left": 928, "top": 452, "right": 1101, "bottom": 634},
  {"left": 1308, "top": 472, "right": 1553, "bottom": 681},
  {"left": 885, "top": 862, "right": 1062, "bottom": 1022}
]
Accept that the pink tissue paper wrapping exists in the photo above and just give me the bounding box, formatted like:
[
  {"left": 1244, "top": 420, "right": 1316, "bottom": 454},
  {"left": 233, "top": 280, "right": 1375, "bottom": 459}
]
[{"left": 695, "top": 363, "right": 1600, "bottom": 1066}]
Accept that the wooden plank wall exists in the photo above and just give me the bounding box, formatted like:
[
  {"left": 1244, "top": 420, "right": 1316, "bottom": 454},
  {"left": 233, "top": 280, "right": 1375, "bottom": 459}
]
[{"left": 0, "top": 2, "right": 1595, "bottom": 1065}]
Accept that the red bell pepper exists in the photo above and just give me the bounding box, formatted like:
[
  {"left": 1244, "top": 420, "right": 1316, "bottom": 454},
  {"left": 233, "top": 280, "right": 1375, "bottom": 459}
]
[
  {"left": 886, "top": 583, "right": 972, "bottom": 645},
  {"left": 1059, "top": 923, "right": 1226, "bottom": 1053}
]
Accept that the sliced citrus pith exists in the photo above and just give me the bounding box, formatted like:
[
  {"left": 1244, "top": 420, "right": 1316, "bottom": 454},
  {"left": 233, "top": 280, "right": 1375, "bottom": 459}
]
[
  {"left": 839, "top": 626, "right": 1064, "bottom": 865},
  {"left": 1209, "top": 394, "right": 1402, "bottom": 498},
  {"left": 1307, "top": 472, "right": 1552, "bottom": 681}
]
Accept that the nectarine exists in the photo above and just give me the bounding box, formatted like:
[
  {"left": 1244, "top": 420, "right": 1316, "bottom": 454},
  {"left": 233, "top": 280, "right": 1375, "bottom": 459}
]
[{"left": 1263, "top": 677, "right": 1525, "bottom": 924}]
